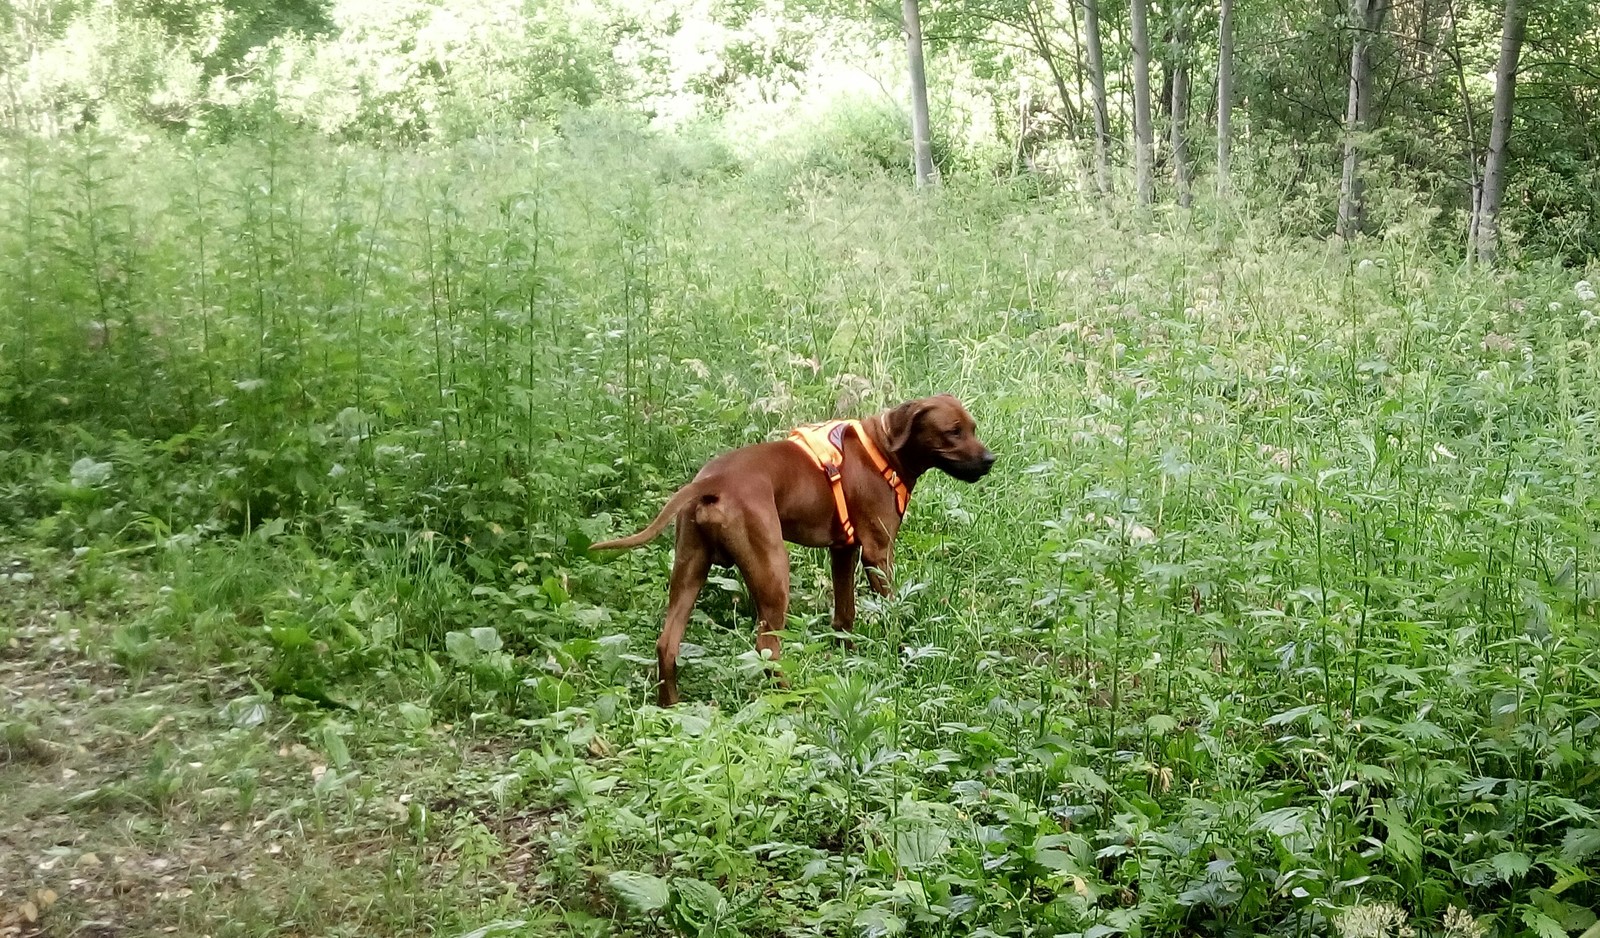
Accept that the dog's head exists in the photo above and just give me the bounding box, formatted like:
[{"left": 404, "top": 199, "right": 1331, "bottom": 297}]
[{"left": 883, "top": 394, "right": 996, "bottom": 482}]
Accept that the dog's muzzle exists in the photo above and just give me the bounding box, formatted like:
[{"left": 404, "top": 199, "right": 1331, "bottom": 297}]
[{"left": 953, "top": 450, "right": 996, "bottom": 481}]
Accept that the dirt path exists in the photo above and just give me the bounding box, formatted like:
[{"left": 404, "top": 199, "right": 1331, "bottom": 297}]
[{"left": 0, "top": 547, "right": 555, "bottom": 938}]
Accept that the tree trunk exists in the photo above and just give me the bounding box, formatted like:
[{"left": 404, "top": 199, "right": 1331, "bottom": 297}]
[
  {"left": 1473, "top": 0, "right": 1525, "bottom": 264},
  {"left": 1216, "top": 0, "right": 1234, "bottom": 199},
  {"left": 1082, "top": 0, "right": 1113, "bottom": 196},
  {"left": 1336, "top": 0, "right": 1389, "bottom": 240},
  {"left": 1130, "top": 0, "right": 1154, "bottom": 206},
  {"left": 1170, "top": 3, "right": 1193, "bottom": 208},
  {"left": 1012, "top": 78, "right": 1030, "bottom": 178},
  {"left": 1443, "top": 0, "right": 1481, "bottom": 256},
  {"left": 903, "top": 0, "right": 936, "bottom": 188},
  {"left": 1067, "top": 1, "right": 1097, "bottom": 190}
]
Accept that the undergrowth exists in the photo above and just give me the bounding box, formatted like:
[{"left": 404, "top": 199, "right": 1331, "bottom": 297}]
[{"left": 2, "top": 126, "right": 1598, "bottom": 938}]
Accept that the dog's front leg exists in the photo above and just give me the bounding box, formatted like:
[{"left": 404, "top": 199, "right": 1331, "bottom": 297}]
[
  {"left": 861, "top": 542, "right": 894, "bottom": 599},
  {"left": 829, "top": 546, "right": 860, "bottom": 644}
]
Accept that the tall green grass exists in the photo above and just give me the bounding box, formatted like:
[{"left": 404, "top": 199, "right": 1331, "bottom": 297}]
[{"left": 2, "top": 122, "right": 1598, "bottom": 936}]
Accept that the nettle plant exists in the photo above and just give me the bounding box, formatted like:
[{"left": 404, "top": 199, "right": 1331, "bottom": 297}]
[{"left": 3, "top": 128, "right": 1599, "bottom": 937}]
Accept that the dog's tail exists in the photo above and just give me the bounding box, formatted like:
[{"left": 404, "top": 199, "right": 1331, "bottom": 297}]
[{"left": 589, "top": 482, "right": 708, "bottom": 551}]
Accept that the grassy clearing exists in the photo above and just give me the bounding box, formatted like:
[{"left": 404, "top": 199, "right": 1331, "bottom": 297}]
[
  {"left": 0, "top": 542, "right": 580, "bottom": 937},
  {"left": 2, "top": 125, "right": 1599, "bottom": 937}
]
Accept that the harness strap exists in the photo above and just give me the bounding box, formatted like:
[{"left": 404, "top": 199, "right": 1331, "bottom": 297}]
[{"left": 787, "top": 419, "right": 910, "bottom": 546}]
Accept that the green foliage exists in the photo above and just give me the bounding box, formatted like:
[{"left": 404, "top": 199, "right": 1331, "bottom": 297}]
[
  {"left": 4, "top": 121, "right": 1600, "bottom": 936},
  {"left": 7, "top": 0, "right": 1599, "bottom": 258}
]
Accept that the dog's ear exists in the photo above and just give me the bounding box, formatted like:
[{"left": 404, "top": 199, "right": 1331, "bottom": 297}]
[{"left": 885, "top": 398, "right": 931, "bottom": 451}]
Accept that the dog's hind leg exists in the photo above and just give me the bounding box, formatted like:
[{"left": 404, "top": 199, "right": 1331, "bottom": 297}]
[
  {"left": 657, "top": 520, "right": 711, "bottom": 707},
  {"left": 727, "top": 508, "right": 791, "bottom": 689}
]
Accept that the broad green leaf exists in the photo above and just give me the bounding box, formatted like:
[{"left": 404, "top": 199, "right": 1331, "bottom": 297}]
[
  {"left": 532, "top": 676, "right": 577, "bottom": 711},
  {"left": 1253, "top": 806, "right": 1309, "bottom": 837},
  {"left": 1396, "top": 719, "right": 1447, "bottom": 742},
  {"left": 672, "top": 877, "right": 726, "bottom": 921},
  {"left": 69, "top": 457, "right": 113, "bottom": 487},
  {"left": 854, "top": 906, "right": 905, "bottom": 938},
  {"left": 254, "top": 516, "right": 287, "bottom": 541},
  {"left": 397, "top": 702, "right": 432, "bottom": 730},
  {"left": 1146, "top": 713, "right": 1179, "bottom": 735},
  {"left": 1492, "top": 851, "right": 1531, "bottom": 881},
  {"left": 444, "top": 631, "right": 477, "bottom": 664},
  {"left": 1551, "top": 866, "right": 1592, "bottom": 896},
  {"left": 892, "top": 819, "right": 949, "bottom": 869},
  {"left": 320, "top": 724, "right": 351, "bottom": 769},
  {"left": 608, "top": 871, "right": 670, "bottom": 913},
  {"left": 1521, "top": 907, "right": 1567, "bottom": 938},
  {"left": 1562, "top": 827, "right": 1600, "bottom": 864},
  {"left": 1380, "top": 808, "right": 1421, "bottom": 865},
  {"left": 1033, "top": 848, "right": 1075, "bottom": 871},
  {"left": 470, "top": 626, "right": 503, "bottom": 652},
  {"left": 1263, "top": 704, "right": 1318, "bottom": 728}
]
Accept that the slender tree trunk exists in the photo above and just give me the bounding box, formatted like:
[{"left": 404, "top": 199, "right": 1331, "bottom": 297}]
[
  {"left": 1130, "top": 0, "right": 1154, "bottom": 206},
  {"left": 1216, "top": 0, "right": 1234, "bottom": 199},
  {"left": 1443, "top": 0, "right": 1482, "bottom": 256},
  {"left": 1012, "top": 77, "right": 1029, "bottom": 178},
  {"left": 903, "top": 0, "right": 936, "bottom": 188},
  {"left": 1474, "top": 0, "right": 1524, "bottom": 264},
  {"left": 1159, "top": 43, "right": 1175, "bottom": 120},
  {"left": 1067, "top": 1, "right": 1097, "bottom": 189},
  {"left": 1082, "top": 0, "right": 1113, "bottom": 196},
  {"left": 1170, "top": 3, "right": 1193, "bottom": 207},
  {"left": 1336, "top": 0, "right": 1389, "bottom": 240}
]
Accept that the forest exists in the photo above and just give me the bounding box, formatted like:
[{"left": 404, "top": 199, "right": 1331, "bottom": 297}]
[{"left": 2, "top": 1, "right": 1599, "bottom": 937}]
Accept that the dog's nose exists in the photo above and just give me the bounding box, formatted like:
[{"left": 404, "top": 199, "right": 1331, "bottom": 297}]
[{"left": 981, "top": 450, "right": 996, "bottom": 468}]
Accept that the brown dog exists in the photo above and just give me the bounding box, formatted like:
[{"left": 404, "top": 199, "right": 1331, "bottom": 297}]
[{"left": 592, "top": 394, "right": 995, "bottom": 705}]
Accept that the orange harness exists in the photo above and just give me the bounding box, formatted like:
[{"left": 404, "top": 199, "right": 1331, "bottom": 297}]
[{"left": 788, "top": 419, "right": 909, "bottom": 546}]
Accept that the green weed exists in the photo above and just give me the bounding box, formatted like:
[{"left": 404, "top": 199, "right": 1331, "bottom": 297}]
[{"left": 1, "top": 129, "right": 1597, "bottom": 936}]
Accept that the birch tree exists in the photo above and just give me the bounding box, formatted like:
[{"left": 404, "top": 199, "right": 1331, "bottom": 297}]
[
  {"left": 1082, "top": 0, "right": 1113, "bottom": 195},
  {"left": 1472, "top": 0, "right": 1525, "bottom": 263},
  {"left": 1169, "top": 1, "right": 1193, "bottom": 207},
  {"left": 1216, "top": 0, "right": 1234, "bottom": 199},
  {"left": 1336, "top": 0, "right": 1390, "bottom": 239},
  {"left": 1130, "top": 0, "right": 1154, "bottom": 205}
]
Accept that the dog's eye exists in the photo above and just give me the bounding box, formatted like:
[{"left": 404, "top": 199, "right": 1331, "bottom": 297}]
[{"left": 947, "top": 426, "right": 963, "bottom": 439}]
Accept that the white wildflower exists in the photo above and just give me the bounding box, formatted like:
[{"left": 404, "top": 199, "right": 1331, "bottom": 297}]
[
  {"left": 1441, "top": 906, "right": 1486, "bottom": 938},
  {"left": 1334, "top": 902, "right": 1415, "bottom": 938},
  {"left": 1577, "top": 280, "right": 1597, "bottom": 303}
]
